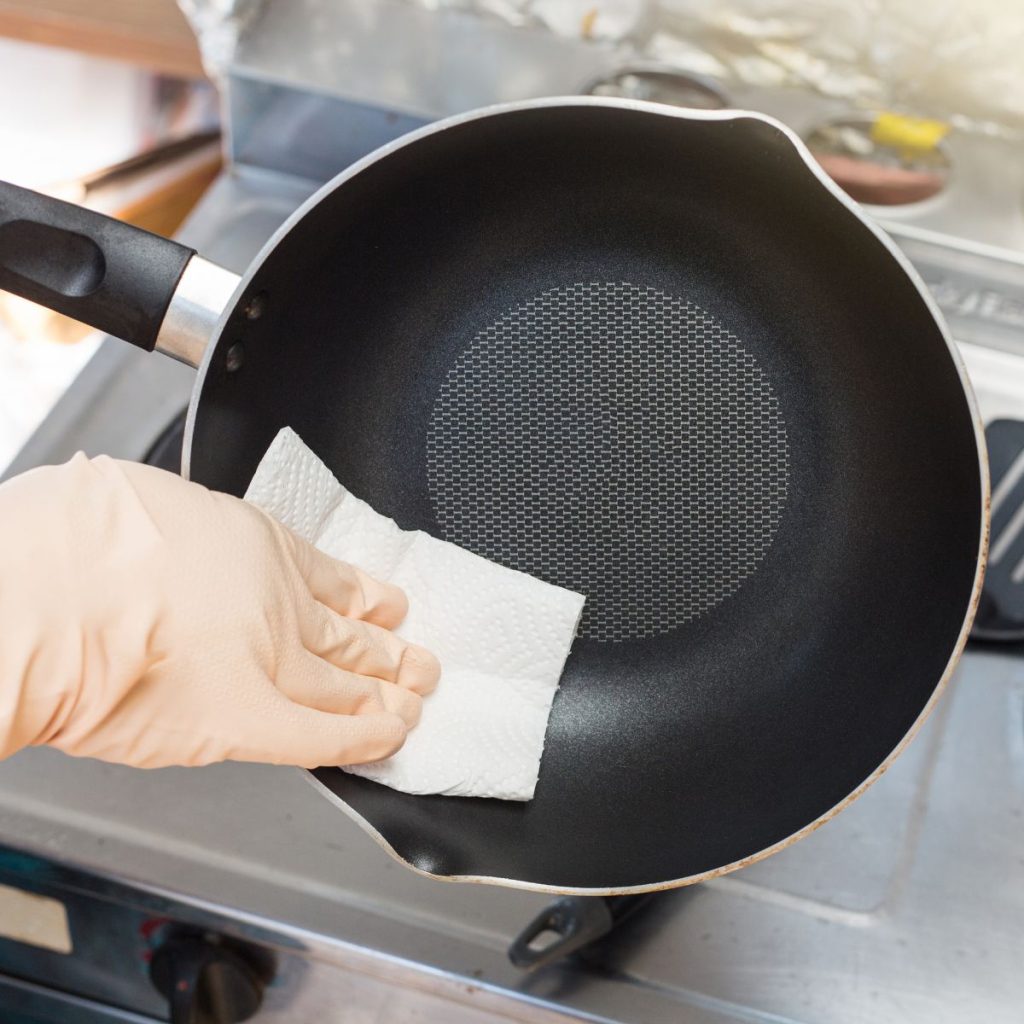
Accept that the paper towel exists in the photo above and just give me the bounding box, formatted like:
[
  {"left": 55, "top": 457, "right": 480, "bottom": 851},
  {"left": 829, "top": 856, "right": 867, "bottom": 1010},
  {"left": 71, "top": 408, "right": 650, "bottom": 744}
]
[{"left": 244, "top": 428, "right": 585, "bottom": 801}]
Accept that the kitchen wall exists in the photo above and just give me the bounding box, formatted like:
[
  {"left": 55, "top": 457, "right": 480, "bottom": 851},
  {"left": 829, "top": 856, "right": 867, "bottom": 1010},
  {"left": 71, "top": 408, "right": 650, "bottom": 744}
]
[
  {"left": 0, "top": 39, "right": 153, "bottom": 470},
  {"left": 0, "top": 37, "right": 215, "bottom": 472}
]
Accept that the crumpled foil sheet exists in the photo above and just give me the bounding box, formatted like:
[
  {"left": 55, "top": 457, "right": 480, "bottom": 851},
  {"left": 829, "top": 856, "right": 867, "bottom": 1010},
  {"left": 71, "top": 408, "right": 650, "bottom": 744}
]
[
  {"left": 176, "top": 0, "right": 266, "bottom": 78},
  {"left": 406, "top": 0, "right": 1024, "bottom": 136}
]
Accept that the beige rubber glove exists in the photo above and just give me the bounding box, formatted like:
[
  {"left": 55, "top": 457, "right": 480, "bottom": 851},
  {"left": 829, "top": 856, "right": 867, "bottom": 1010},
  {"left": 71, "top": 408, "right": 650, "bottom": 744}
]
[{"left": 0, "top": 453, "right": 440, "bottom": 769}]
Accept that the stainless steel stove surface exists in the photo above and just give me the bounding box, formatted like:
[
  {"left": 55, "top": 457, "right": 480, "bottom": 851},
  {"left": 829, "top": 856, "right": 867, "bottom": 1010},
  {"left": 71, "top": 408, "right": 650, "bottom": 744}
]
[
  {"left": 0, "top": 629, "right": 1020, "bottom": 1022},
  {"left": 2, "top": 6, "right": 1024, "bottom": 1020}
]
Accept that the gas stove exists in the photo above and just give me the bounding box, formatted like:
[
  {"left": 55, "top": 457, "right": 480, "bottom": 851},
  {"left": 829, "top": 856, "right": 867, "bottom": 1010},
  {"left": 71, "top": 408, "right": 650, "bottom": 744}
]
[{"left": 1, "top": 3, "right": 1023, "bottom": 1021}]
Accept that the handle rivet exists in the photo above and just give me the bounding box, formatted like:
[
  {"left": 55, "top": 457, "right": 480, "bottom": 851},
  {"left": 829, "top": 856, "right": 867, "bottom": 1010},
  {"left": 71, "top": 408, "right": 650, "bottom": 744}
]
[
  {"left": 243, "top": 292, "right": 266, "bottom": 320},
  {"left": 226, "top": 342, "right": 245, "bottom": 373}
]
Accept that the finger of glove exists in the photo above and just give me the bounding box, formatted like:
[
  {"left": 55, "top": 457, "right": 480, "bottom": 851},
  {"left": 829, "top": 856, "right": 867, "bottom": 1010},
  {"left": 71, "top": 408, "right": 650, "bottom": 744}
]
[
  {"left": 277, "top": 649, "right": 421, "bottom": 727},
  {"left": 260, "top": 700, "right": 407, "bottom": 767},
  {"left": 303, "top": 608, "right": 441, "bottom": 696},
  {"left": 291, "top": 535, "right": 407, "bottom": 628},
  {"left": 273, "top": 648, "right": 413, "bottom": 723},
  {"left": 377, "top": 682, "right": 422, "bottom": 729}
]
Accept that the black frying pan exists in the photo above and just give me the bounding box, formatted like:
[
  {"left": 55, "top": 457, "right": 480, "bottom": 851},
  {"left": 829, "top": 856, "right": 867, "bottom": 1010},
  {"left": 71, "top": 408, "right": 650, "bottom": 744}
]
[{"left": 0, "top": 99, "right": 987, "bottom": 894}]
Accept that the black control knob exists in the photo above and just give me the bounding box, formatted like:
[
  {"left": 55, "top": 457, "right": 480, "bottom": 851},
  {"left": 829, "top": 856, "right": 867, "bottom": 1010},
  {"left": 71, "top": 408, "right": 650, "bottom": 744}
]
[{"left": 150, "top": 934, "right": 266, "bottom": 1024}]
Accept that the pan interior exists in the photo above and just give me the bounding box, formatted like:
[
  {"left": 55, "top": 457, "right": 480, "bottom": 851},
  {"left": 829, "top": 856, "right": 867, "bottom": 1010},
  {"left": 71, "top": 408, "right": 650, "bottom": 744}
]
[
  {"left": 189, "top": 104, "right": 983, "bottom": 890},
  {"left": 426, "top": 280, "right": 789, "bottom": 642}
]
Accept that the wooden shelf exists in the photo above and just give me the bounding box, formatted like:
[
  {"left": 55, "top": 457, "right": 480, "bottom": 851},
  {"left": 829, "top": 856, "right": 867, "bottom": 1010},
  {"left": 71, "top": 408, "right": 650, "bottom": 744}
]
[{"left": 0, "top": 0, "right": 205, "bottom": 78}]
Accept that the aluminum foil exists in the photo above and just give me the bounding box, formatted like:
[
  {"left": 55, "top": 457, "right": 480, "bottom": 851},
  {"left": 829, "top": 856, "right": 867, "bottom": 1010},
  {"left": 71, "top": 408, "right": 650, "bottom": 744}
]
[
  {"left": 176, "top": 0, "right": 266, "bottom": 78},
  {"left": 402, "top": 0, "right": 1024, "bottom": 136}
]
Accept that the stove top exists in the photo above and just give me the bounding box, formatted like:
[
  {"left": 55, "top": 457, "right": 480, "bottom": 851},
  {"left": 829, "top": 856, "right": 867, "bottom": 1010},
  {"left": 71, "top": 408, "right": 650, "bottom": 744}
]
[{"left": 2, "top": 52, "right": 1024, "bottom": 1022}]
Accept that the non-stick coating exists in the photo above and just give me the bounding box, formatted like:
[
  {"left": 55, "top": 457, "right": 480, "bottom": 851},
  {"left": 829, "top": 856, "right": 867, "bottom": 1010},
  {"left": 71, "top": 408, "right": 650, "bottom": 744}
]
[{"left": 187, "top": 104, "right": 983, "bottom": 890}]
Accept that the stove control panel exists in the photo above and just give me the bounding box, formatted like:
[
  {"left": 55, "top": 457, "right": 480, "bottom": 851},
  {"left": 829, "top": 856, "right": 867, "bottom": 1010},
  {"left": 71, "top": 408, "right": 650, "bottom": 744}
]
[{"left": 150, "top": 931, "right": 271, "bottom": 1024}]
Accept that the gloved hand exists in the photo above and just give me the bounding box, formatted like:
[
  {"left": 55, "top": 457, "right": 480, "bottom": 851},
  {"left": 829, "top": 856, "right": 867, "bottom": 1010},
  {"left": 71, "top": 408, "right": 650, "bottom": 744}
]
[{"left": 0, "top": 453, "right": 440, "bottom": 769}]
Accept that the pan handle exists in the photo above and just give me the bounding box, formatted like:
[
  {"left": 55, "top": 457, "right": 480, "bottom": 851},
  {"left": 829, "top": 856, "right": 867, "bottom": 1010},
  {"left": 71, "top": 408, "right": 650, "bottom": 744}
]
[
  {"left": 0, "top": 180, "right": 238, "bottom": 366},
  {"left": 508, "top": 894, "right": 655, "bottom": 971}
]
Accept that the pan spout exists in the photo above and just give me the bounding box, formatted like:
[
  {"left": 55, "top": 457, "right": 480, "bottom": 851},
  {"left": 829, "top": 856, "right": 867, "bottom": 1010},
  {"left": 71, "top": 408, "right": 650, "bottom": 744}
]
[{"left": 155, "top": 255, "right": 239, "bottom": 368}]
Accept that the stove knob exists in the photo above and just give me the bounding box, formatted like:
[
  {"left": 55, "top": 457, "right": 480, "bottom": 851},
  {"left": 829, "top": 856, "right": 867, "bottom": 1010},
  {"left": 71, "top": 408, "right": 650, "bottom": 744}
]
[{"left": 150, "top": 935, "right": 265, "bottom": 1024}]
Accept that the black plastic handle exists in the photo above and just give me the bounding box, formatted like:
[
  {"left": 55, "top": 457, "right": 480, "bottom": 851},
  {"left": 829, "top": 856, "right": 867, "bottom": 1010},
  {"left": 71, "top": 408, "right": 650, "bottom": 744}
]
[
  {"left": 0, "top": 179, "right": 195, "bottom": 351},
  {"left": 509, "top": 894, "right": 655, "bottom": 970}
]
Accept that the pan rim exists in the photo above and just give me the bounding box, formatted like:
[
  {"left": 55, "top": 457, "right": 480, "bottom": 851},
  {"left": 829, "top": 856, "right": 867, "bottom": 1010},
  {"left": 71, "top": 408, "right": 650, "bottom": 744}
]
[{"left": 183, "top": 96, "right": 990, "bottom": 895}]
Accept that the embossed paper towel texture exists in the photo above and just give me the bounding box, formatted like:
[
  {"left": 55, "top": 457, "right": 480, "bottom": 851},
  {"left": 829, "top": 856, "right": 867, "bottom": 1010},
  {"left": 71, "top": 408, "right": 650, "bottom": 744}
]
[{"left": 244, "top": 428, "right": 585, "bottom": 801}]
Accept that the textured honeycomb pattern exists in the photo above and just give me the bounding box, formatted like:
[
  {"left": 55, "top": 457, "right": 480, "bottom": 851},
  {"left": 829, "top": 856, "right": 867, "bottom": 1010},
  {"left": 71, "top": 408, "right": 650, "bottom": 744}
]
[{"left": 426, "top": 282, "right": 790, "bottom": 642}]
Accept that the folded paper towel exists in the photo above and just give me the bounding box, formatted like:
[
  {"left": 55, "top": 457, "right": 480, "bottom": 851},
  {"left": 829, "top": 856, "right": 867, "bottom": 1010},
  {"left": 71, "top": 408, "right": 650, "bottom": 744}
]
[{"left": 245, "top": 428, "right": 585, "bottom": 801}]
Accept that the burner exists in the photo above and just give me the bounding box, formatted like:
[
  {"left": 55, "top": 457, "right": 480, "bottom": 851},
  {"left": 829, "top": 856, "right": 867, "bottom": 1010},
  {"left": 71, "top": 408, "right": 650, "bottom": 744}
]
[
  {"left": 584, "top": 66, "right": 727, "bottom": 110},
  {"left": 805, "top": 115, "right": 951, "bottom": 207}
]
